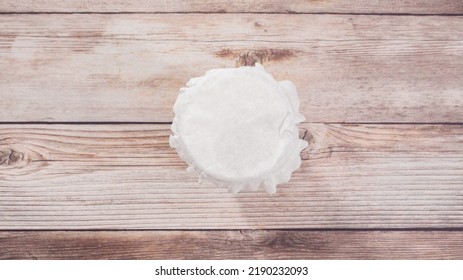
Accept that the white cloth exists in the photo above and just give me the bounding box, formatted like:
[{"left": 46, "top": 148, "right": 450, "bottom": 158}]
[{"left": 170, "top": 64, "right": 307, "bottom": 193}]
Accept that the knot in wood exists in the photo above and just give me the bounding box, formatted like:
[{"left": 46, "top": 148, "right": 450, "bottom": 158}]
[
  {"left": 0, "top": 148, "right": 24, "bottom": 167},
  {"left": 238, "top": 49, "right": 295, "bottom": 66},
  {"left": 214, "top": 49, "right": 295, "bottom": 66},
  {"left": 299, "top": 129, "right": 313, "bottom": 160}
]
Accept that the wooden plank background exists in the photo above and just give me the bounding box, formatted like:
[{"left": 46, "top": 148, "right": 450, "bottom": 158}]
[
  {"left": 1, "top": 0, "right": 463, "bottom": 14},
  {"left": 1, "top": 124, "right": 463, "bottom": 229},
  {"left": 0, "top": 0, "right": 462, "bottom": 259},
  {"left": 1, "top": 14, "right": 463, "bottom": 123},
  {"left": 2, "top": 231, "right": 463, "bottom": 260}
]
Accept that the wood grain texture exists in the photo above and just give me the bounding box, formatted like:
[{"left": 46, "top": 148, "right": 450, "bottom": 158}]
[
  {"left": 1, "top": 0, "right": 463, "bottom": 14},
  {"left": 1, "top": 123, "right": 462, "bottom": 229},
  {"left": 1, "top": 230, "right": 463, "bottom": 259},
  {"left": 1, "top": 14, "right": 462, "bottom": 123}
]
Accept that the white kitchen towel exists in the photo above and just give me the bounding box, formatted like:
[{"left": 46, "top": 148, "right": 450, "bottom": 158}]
[{"left": 170, "top": 64, "right": 307, "bottom": 193}]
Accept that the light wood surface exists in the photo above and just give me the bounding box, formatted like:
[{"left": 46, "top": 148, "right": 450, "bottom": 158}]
[
  {"left": 1, "top": 124, "right": 462, "bottom": 229},
  {"left": 1, "top": 230, "right": 463, "bottom": 259},
  {"left": 1, "top": 0, "right": 462, "bottom": 14},
  {"left": 1, "top": 14, "right": 462, "bottom": 123},
  {"left": 1, "top": 0, "right": 462, "bottom": 259}
]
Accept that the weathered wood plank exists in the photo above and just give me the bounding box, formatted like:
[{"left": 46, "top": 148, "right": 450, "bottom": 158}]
[
  {"left": 1, "top": 14, "right": 462, "bottom": 123},
  {"left": 1, "top": 230, "right": 463, "bottom": 259},
  {"left": 1, "top": 124, "right": 462, "bottom": 229},
  {"left": 1, "top": 0, "right": 462, "bottom": 14}
]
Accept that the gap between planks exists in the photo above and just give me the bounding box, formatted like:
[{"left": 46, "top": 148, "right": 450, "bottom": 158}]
[
  {"left": 1, "top": 230, "right": 463, "bottom": 259},
  {"left": 3, "top": 122, "right": 463, "bottom": 125},
  {"left": 1, "top": 12, "right": 463, "bottom": 16}
]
